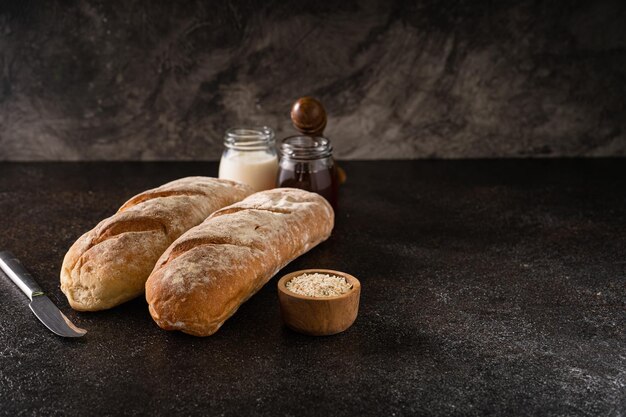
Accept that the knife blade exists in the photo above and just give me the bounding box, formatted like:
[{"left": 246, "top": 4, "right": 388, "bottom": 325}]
[{"left": 0, "top": 251, "right": 87, "bottom": 337}]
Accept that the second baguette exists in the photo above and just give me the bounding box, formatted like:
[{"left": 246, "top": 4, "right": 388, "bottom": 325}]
[
  {"left": 145, "top": 188, "right": 334, "bottom": 336},
  {"left": 61, "top": 177, "right": 253, "bottom": 311}
]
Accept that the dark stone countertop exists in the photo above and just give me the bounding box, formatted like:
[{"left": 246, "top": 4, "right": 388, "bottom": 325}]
[{"left": 0, "top": 160, "right": 624, "bottom": 417}]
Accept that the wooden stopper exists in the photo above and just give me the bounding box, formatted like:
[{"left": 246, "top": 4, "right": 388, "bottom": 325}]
[
  {"left": 290, "top": 96, "right": 327, "bottom": 137},
  {"left": 289, "top": 96, "right": 347, "bottom": 185}
]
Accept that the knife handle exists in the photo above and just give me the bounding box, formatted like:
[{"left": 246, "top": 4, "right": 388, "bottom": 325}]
[{"left": 0, "top": 251, "right": 44, "bottom": 301}]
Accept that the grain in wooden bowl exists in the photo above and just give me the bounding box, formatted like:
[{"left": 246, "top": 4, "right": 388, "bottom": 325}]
[{"left": 277, "top": 269, "right": 361, "bottom": 336}]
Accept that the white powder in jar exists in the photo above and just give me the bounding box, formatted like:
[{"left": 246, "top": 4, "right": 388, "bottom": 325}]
[{"left": 286, "top": 273, "right": 352, "bottom": 297}]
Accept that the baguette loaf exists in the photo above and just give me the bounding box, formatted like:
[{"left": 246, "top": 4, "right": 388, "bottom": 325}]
[
  {"left": 61, "top": 177, "right": 253, "bottom": 311},
  {"left": 145, "top": 188, "right": 334, "bottom": 336}
]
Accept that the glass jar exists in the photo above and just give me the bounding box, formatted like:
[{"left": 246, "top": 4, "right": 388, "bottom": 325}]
[
  {"left": 277, "top": 135, "right": 338, "bottom": 209},
  {"left": 218, "top": 127, "right": 278, "bottom": 192}
]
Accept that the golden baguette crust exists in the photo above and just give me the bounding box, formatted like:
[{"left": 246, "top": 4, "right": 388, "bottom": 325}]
[
  {"left": 145, "top": 188, "right": 334, "bottom": 336},
  {"left": 60, "top": 177, "right": 253, "bottom": 311}
]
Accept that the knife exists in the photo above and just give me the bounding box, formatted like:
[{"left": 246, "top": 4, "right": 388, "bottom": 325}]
[{"left": 0, "top": 251, "right": 87, "bottom": 337}]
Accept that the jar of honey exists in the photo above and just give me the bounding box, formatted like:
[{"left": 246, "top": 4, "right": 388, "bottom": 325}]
[{"left": 276, "top": 135, "right": 338, "bottom": 209}]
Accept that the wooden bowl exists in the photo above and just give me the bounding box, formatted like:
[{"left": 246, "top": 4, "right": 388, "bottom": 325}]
[{"left": 277, "top": 269, "right": 361, "bottom": 336}]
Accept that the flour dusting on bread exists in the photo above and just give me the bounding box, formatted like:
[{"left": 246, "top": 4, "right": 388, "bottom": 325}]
[
  {"left": 146, "top": 188, "right": 334, "bottom": 336},
  {"left": 60, "top": 177, "right": 254, "bottom": 311}
]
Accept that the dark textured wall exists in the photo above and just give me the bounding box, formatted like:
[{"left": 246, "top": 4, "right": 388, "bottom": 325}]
[{"left": 0, "top": 0, "right": 625, "bottom": 160}]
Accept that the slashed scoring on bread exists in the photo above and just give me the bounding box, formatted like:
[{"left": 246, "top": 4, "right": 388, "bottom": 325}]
[
  {"left": 145, "top": 188, "right": 334, "bottom": 336},
  {"left": 60, "top": 177, "right": 253, "bottom": 311}
]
